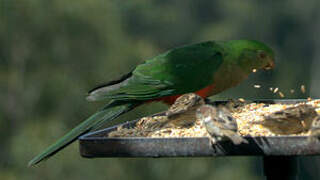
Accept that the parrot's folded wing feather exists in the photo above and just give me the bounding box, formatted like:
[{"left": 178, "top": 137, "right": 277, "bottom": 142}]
[
  {"left": 86, "top": 71, "right": 133, "bottom": 101},
  {"left": 87, "top": 41, "right": 223, "bottom": 102}
]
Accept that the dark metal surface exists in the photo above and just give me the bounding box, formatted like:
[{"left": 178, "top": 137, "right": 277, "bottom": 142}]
[
  {"left": 79, "top": 99, "right": 320, "bottom": 158},
  {"left": 264, "top": 156, "right": 299, "bottom": 180}
]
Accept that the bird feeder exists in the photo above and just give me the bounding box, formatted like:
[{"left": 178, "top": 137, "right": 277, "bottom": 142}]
[{"left": 79, "top": 99, "right": 320, "bottom": 180}]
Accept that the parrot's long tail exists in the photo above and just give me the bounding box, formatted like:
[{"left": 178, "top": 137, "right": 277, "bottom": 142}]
[{"left": 28, "top": 100, "right": 141, "bottom": 166}]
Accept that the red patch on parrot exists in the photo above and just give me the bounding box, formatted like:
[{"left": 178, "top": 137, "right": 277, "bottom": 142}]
[{"left": 151, "top": 84, "right": 215, "bottom": 105}]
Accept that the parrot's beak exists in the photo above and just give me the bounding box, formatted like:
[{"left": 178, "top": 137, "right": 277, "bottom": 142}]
[{"left": 263, "top": 59, "right": 275, "bottom": 70}]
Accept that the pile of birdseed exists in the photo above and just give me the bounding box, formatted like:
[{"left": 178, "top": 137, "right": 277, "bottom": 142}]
[{"left": 108, "top": 99, "right": 320, "bottom": 138}]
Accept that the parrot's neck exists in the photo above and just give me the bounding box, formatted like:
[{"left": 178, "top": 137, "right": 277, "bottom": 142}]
[
  {"left": 209, "top": 60, "right": 249, "bottom": 96},
  {"left": 208, "top": 42, "right": 251, "bottom": 95}
]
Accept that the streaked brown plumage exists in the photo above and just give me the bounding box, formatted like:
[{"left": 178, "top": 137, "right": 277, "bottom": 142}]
[
  {"left": 254, "top": 104, "right": 317, "bottom": 135},
  {"left": 196, "top": 104, "right": 248, "bottom": 145},
  {"left": 308, "top": 116, "right": 320, "bottom": 142},
  {"left": 160, "top": 93, "right": 205, "bottom": 127}
]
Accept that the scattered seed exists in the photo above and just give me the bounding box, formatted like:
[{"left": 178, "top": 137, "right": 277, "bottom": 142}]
[
  {"left": 252, "top": 69, "right": 257, "bottom": 73},
  {"left": 110, "top": 99, "right": 320, "bottom": 138},
  {"left": 254, "top": 84, "right": 261, "bottom": 88},
  {"left": 301, "top": 85, "right": 306, "bottom": 93},
  {"left": 279, "top": 92, "right": 285, "bottom": 98},
  {"left": 117, "top": 125, "right": 124, "bottom": 131},
  {"left": 238, "top": 98, "right": 245, "bottom": 102},
  {"left": 290, "top": 89, "right": 295, "bottom": 93},
  {"left": 273, "top": 87, "right": 279, "bottom": 93}
]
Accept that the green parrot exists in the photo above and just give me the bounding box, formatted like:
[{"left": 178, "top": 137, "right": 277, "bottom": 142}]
[{"left": 29, "top": 40, "right": 275, "bottom": 166}]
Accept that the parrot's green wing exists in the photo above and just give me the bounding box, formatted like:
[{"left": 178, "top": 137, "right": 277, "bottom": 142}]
[{"left": 87, "top": 41, "right": 223, "bottom": 101}]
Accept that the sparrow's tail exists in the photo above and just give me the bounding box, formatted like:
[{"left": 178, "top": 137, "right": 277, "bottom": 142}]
[
  {"left": 28, "top": 100, "right": 141, "bottom": 166},
  {"left": 227, "top": 133, "right": 248, "bottom": 145}
]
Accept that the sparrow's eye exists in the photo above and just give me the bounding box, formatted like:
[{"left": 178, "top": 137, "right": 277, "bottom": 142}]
[
  {"left": 227, "top": 116, "right": 233, "bottom": 122},
  {"left": 258, "top": 51, "right": 267, "bottom": 59}
]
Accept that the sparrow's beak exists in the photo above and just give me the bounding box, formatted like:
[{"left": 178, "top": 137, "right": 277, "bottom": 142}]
[{"left": 263, "top": 59, "right": 275, "bottom": 70}]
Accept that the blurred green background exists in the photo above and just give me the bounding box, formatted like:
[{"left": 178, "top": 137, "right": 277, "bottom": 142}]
[{"left": 2, "top": 0, "right": 320, "bottom": 179}]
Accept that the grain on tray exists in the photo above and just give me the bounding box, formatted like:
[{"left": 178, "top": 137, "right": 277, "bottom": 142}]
[{"left": 108, "top": 99, "right": 320, "bottom": 138}]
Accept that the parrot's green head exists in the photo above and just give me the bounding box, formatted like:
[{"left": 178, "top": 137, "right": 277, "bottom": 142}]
[{"left": 227, "top": 40, "right": 275, "bottom": 73}]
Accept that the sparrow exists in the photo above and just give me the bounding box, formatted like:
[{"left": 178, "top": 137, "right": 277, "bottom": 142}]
[
  {"left": 254, "top": 104, "right": 317, "bottom": 135},
  {"left": 196, "top": 104, "right": 248, "bottom": 145},
  {"left": 160, "top": 93, "right": 205, "bottom": 127},
  {"left": 308, "top": 116, "right": 320, "bottom": 143}
]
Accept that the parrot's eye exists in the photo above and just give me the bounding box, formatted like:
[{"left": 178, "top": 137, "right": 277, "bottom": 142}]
[{"left": 258, "top": 51, "right": 267, "bottom": 59}]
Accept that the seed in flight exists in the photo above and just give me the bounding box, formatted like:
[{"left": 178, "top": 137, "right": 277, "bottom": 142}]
[
  {"left": 254, "top": 85, "right": 261, "bottom": 88},
  {"left": 301, "top": 85, "right": 306, "bottom": 93}
]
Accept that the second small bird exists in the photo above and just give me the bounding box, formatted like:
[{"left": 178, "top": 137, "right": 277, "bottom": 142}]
[{"left": 196, "top": 104, "right": 248, "bottom": 145}]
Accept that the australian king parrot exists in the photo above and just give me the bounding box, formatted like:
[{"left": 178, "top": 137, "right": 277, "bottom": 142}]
[{"left": 29, "top": 40, "right": 275, "bottom": 166}]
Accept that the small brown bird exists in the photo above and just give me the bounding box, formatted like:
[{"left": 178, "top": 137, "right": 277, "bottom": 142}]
[
  {"left": 308, "top": 116, "right": 320, "bottom": 143},
  {"left": 196, "top": 104, "right": 248, "bottom": 145},
  {"left": 158, "top": 93, "right": 205, "bottom": 127},
  {"left": 254, "top": 104, "right": 317, "bottom": 135}
]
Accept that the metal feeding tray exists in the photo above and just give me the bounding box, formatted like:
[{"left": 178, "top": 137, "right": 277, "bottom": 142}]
[{"left": 79, "top": 99, "right": 320, "bottom": 180}]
